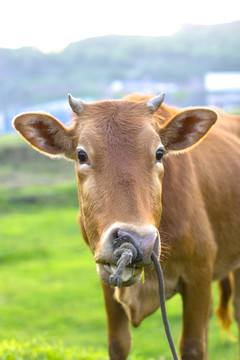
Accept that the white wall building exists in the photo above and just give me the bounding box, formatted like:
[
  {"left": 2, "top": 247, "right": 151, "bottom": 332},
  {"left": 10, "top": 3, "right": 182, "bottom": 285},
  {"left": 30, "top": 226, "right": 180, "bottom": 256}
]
[{"left": 204, "top": 72, "right": 240, "bottom": 110}]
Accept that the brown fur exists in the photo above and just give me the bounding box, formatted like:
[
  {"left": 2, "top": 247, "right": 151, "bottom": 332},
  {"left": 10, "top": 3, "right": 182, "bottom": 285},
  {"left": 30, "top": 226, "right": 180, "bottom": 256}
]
[{"left": 13, "top": 94, "right": 240, "bottom": 360}]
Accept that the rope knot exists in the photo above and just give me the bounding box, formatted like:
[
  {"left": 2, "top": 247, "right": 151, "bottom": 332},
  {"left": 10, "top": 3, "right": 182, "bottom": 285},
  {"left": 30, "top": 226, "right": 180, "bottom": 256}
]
[{"left": 109, "top": 243, "right": 137, "bottom": 288}]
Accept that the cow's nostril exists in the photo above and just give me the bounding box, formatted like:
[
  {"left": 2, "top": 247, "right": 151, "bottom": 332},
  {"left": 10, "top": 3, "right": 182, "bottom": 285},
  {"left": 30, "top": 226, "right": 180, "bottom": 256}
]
[
  {"left": 111, "top": 229, "right": 120, "bottom": 242},
  {"left": 112, "top": 233, "right": 143, "bottom": 264}
]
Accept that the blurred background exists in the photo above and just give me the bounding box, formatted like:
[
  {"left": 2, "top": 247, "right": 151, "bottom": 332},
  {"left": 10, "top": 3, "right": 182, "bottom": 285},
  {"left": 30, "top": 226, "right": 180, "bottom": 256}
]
[
  {"left": 1, "top": 0, "right": 240, "bottom": 133},
  {"left": 0, "top": 0, "right": 239, "bottom": 359}
]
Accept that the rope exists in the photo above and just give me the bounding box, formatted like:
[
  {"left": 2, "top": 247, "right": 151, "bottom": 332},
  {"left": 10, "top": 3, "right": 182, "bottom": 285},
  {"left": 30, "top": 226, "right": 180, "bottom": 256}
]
[
  {"left": 110, "top": 239, "right": 179, "bottom": 359},
  {"left": 151, "top": 251, "right": 180, "bottom": 360},
  {"left": 109, "top": 247, "right": 135, "bottom": 287}
]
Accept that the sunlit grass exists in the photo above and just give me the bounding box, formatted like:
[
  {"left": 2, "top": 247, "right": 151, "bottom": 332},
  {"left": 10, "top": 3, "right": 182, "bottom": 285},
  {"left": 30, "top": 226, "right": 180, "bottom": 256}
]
[{"left": 0, "top": 339, "right": 107, "bottom": 360}]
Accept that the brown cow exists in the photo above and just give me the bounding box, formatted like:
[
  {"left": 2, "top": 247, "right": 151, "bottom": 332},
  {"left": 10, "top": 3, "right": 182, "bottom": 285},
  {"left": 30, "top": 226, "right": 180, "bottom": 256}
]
[{"left": 13, "top": 93, "right": 240, "bottom": 360}]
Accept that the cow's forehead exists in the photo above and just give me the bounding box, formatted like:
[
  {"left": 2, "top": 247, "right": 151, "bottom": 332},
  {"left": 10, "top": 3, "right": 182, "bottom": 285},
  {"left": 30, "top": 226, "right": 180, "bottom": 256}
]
[
  {"left": 74, "top": 100, "right": 158, "bottom": 149},
  {"left": 74, "top": 99, "right": 154, "bottom": 129}
]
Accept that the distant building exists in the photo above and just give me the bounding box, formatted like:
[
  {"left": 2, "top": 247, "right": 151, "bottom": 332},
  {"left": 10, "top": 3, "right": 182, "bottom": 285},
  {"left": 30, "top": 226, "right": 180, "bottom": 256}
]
[
  {"left": 204, "top": 72, "right": 240, "bottom": 110},
  {"left": 0, "top": 112, "right": 5, "bottom": 134}
]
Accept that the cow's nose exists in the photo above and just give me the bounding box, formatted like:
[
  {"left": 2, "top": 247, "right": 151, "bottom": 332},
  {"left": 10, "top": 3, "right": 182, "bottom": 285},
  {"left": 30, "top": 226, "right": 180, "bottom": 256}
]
[
  {"left": 95, "top": 223, "right": 161, "bottom": 287},
  {"left": 95, "top": 222, "right": 161, "bottom": 268},
  {"left": 116, "top": 227, "right": 160, "bottom": 266}
]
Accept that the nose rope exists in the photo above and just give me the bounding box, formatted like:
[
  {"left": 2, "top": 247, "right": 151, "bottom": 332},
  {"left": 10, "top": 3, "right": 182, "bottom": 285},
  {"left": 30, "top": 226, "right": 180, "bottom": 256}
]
[
  {"left": 110, "top": 238, "right": 179, "bottom": 360},
  {"left": 109, "top": 243, "right": 137, "bottom": 287},
  {"left": 151, "top": 251, "right": 179, "bottom": 360}
]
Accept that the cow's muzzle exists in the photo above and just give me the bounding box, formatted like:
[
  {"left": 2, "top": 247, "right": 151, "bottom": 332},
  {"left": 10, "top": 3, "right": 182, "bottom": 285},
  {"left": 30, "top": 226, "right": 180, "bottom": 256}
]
[{"left": 95, "top": 223, "right": 161, "bottom": 287}]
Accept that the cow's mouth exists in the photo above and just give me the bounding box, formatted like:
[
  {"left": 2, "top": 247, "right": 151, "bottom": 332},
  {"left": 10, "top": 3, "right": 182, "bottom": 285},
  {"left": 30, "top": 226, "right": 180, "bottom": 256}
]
[{"left": 96, "top": 263, "right": 142, "bottom": 287}]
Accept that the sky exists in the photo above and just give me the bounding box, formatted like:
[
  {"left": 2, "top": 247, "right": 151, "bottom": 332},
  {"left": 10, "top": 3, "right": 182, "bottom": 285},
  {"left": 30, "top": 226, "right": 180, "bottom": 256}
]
[{"left": 1, "top": 0, "right": 240, "bottom": 52}]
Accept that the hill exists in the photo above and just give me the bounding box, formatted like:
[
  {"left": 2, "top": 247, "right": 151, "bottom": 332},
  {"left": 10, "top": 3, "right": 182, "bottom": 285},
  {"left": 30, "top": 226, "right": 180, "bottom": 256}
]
[{"left": 0, "top": 21, "right": 240, "bottom": 111}]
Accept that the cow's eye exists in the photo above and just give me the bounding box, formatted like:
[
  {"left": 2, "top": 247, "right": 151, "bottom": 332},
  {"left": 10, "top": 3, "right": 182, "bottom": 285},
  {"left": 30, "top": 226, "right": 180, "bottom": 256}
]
[
  {"left": 78, "top": 151, "right": 88, "bottom": 164},
  {"left": 156, "top": 148, "right": 164, "bottom": 161}
]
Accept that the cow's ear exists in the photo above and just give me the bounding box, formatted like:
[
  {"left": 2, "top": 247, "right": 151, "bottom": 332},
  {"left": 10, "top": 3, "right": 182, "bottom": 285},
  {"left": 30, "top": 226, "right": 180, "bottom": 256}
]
[
  {"left": 13, "top": 112, "right": 75, "bottom": 159},
  {"left": 159, "top": 108, "right": 218, "bottom": 153}
]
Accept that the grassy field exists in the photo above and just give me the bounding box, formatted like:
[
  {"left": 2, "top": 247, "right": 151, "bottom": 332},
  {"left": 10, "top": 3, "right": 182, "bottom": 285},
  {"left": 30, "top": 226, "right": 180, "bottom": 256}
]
[{"left": 0, "top": 134, "right": 238, "bottom": 359}]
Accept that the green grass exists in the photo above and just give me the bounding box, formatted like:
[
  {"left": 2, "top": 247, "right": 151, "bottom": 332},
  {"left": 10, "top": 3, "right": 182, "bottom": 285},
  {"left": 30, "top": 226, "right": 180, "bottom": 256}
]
[
  {"left": 0, "top": 339, "right": 108, "bottom": 360},
  {"left": 0, "top": 134, "right": 238, "bottom": 359}
]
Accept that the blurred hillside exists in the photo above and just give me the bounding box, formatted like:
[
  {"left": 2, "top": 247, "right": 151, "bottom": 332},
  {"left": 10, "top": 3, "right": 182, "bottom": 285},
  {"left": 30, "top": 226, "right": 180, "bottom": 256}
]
[
  {"left": 1, "top": 21, "right": 240, "bottom": 133},
  {"left": 1, "top": 22, "right": 240, "bottom": 106}
]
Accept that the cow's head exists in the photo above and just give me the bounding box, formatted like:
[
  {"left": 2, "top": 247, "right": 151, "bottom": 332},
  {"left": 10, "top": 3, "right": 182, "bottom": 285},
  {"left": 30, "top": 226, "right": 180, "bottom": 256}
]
[{"left": 13, "top": 94, "right": 217, "bottom": 286}]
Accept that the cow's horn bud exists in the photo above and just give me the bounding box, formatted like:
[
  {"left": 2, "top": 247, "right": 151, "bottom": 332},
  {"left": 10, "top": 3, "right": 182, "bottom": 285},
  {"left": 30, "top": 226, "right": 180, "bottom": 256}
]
[
  {"left": 68, "top": 94, "right": 84, "bottom": 115},
  {"left": 146, "top": 93, "right": 165, "bottom": 113}
]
